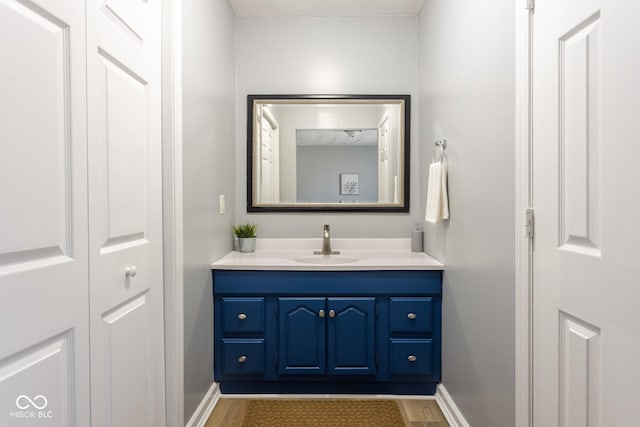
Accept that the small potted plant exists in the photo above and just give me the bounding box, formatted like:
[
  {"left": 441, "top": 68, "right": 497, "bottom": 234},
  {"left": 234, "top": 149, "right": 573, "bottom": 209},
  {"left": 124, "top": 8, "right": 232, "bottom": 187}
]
[{"left": 233, "top": 223, "right": 258, "bottom": 253}]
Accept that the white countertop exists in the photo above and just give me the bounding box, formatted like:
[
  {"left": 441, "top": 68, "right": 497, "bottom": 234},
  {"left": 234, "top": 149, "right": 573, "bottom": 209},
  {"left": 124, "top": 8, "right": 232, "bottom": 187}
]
[{"left": 210, "top": 238, "right": 444, "bottom": 271}]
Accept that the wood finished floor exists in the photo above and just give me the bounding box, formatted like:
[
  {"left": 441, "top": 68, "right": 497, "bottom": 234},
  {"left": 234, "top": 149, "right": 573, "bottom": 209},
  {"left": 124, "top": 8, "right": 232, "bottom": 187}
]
[{"left": 205, "top": 398, "right": 450, "bottom": 427}]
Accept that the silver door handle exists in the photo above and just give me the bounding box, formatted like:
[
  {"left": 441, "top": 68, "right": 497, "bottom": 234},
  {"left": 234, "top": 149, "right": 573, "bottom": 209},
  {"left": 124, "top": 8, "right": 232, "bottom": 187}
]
[{"left": 125, "top": 265, "right": 137, "bottom": 277}]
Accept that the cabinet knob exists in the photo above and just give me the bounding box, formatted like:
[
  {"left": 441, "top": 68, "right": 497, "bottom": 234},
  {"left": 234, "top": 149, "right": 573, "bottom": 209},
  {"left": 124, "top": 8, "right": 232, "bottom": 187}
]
[
  {"left": 407, "top": 355, "right": 417, "bottom": 362},
  {"left": 329, "top": 309, "right": 335, "bottom": 318},
  {"left": 407, "top": 312, "right": 417, "bottom": 320},
  {"left": 237, "top": 313, "right": 247, "bottom": 320},
  {"left": 238, "top": 355, "right": 247, "bottom": 363},
  {"left": 125, "top": 265, "right": 137, "bottom": 277},
  {"left": 319, "top": 309, "right": 325, "bottom": 318}
]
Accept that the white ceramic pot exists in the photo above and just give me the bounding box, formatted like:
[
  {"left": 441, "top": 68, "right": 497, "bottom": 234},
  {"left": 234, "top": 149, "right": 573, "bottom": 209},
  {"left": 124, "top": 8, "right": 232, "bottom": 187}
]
[{"left": 237, "top": 237, "right": 256, "bottom": 253}]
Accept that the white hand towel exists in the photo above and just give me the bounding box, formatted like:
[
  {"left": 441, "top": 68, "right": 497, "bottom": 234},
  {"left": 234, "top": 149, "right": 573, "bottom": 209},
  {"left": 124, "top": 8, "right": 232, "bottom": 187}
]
[{"left": 425, "top": 161, "right": 449, "bottom": 223}]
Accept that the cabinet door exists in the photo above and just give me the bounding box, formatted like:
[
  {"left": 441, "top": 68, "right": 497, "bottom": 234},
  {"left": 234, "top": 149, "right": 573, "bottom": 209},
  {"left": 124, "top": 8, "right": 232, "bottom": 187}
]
[
  {"left": 327, "top": 298, "right": 376, "bottom": 375},
  {"left": 278, "top": 298, "right": 326, "bottom": 375}
]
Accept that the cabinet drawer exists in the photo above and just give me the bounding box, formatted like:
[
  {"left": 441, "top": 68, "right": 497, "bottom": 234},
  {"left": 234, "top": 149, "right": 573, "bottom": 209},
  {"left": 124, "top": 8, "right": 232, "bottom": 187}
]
[
  {"left": 389, "top": 297, "right": 433, "bottom": 334},
  {"left": 222, "top": 339, "right": 265, "bottom": 374},
  {"left": 389, "top": 338, "right": 433, "bottom": 376},
  {"left": 222, "top": 297, "right": 265, "bottom": 334}
]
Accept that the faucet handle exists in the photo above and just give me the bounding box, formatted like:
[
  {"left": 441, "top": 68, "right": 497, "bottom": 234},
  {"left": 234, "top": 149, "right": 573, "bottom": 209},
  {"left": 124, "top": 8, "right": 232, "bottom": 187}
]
[{"left": 323, "top": 224, "right": 330, "bottom": 231}]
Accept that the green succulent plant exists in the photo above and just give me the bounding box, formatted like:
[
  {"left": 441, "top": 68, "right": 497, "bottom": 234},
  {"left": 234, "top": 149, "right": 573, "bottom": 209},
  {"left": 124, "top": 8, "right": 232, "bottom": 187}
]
[{"left": 232, "top": 223, "right": 258, "bottom": 238}]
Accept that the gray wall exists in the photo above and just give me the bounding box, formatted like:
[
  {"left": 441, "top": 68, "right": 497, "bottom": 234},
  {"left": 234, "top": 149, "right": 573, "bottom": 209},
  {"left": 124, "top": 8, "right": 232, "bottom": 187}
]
[
  {"left": 235, "top": 17, "right": 420, "bottom": 238},
  {"left": 297, "top": 145, "right": 378, "bottom": 203},
  {"left": 418, "top": 0, "right": 515, "bottom": 426},
  {"left": 182, "top": 0, "right": 235, "bottom": 422},
  {"left": 179, "top": 8, "right": 515, "bottom": 425}
]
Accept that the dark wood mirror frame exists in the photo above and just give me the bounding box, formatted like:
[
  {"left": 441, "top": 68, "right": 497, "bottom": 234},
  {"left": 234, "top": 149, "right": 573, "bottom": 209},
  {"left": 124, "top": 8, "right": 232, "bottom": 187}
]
[{"left": 247, "top": 94, "right": 410, "bottom": 213}]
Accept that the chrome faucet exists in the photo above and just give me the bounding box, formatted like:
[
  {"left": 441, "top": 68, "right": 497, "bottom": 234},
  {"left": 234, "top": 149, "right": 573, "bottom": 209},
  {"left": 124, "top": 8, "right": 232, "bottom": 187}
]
[{"left": 314, "top": 224, "right": 340, "bottom": 255}]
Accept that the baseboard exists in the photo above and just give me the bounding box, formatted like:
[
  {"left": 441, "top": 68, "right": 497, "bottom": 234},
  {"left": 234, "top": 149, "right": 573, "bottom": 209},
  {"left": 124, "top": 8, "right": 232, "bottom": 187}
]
[
  {"left": 435, "top": 384, "right": 470, "bottom": 427},
  {"left": 185, "top": 382, "right": 221, "bottom": 427}
]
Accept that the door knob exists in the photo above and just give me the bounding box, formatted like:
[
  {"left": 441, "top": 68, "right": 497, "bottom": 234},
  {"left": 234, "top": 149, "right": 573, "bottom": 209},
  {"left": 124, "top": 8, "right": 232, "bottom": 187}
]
[
  {"left": 407, "top": 355, "right": 417, "bottom": 362},
  {"left": 238, "top": 355, "right": 247, "bottom": 363},
  {"left": 319, "top": 309, "right": 325, "bottom": 318},
  {"left": 238, "top": 313, "right": 247, "bottom": 320},
  {"left": 329, "top": 310, "right": 335, "bottom": 318},
  {"left": 407, "top": 312, "right": 417, "bottom": 320},
  {"left": 125, "top": 265, "right": 137, "bottom": 277}
]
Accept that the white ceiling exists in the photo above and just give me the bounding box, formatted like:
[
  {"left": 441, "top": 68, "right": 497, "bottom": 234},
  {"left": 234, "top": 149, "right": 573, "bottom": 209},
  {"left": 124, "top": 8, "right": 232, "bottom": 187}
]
[
  {"left": 228, "top": 0, "right": 425, "bottom": 18},
  {"left": 296, "top": 129, "right": 378, "bottom": 146}
]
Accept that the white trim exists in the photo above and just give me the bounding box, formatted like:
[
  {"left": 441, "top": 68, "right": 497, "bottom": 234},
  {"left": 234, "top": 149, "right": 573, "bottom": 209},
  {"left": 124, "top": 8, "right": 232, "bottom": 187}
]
[
  {"left": 162, "top": 0, "right": 184, "bottom": 425},
  {"left": 185, "top": 383, "right": 222, "bottom": 427},
  {"left": 515, "top": 0, "right": 534, "bottom": 426},
  {"left": 435, "top": 384, "right": 471, "bottom": 427}
]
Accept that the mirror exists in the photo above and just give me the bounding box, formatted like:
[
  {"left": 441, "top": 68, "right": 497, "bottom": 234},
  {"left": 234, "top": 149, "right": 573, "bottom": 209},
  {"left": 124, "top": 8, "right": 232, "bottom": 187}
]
[{"left": 247, "top": 95, "right": 410, "bottom": 212}]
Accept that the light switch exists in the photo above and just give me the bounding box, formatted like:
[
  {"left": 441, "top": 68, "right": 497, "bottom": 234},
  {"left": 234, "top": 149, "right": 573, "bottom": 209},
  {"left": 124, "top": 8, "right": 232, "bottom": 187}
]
[{"left": 219, "top": 195, "right": 225, "bottom": 215}]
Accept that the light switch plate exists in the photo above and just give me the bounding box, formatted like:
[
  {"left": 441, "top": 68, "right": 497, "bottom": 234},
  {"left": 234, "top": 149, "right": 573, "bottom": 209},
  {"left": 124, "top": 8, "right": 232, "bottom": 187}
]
[{"left": 219, "top": 195, "right": 225, "bottom": 215}]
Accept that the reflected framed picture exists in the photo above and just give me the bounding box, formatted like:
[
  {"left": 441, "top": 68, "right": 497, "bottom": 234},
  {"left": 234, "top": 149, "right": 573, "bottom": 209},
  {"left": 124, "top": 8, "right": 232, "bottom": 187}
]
[{"left": 340, "top": 173, "right": 359, "bottom": 195}]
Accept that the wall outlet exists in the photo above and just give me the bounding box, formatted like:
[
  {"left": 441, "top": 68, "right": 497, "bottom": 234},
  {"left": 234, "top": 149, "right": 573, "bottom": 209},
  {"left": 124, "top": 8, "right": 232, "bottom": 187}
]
[{"left": 219, "top": 195, "right": 225, "bottom": 215}]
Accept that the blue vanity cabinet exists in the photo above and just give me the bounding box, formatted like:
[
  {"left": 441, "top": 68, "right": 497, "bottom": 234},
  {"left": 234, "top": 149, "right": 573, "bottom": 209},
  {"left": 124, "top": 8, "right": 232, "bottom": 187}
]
[
  {"left": 213, "top": 269, "right": 442, "bottom": 394},
  {"left": 278, "top": 297, "right": 376, "bottom": 376}
]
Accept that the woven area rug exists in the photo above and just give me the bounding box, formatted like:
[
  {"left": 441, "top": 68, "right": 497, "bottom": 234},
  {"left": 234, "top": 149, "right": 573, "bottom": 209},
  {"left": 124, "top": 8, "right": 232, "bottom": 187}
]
[{"left": 240, "top": 399, "right": 404, "bottom": 427}]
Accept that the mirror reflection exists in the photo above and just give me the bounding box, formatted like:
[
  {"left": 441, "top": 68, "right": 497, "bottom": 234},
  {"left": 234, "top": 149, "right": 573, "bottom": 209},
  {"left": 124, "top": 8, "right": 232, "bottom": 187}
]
[{"left": 248, "top": 95, "right": 410, "bottom": 212}]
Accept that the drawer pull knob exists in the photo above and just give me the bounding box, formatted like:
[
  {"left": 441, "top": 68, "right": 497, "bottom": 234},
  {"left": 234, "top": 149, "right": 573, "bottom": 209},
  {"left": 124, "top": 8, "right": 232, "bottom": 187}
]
[
  {"left": 408, "top": 355, "right": 417, "bottom": 362},
  {"left": 329, "top": 309, "right": 335, "bottom": 318},
  {"left": 319, "top": 309, "right": 325, "bottom": 318},
  {"left": 238, "top": 355, "right": 247, "bottom": 363},
  {"left": 237, "top": 313, "right": 247, "bottom": 320},
  {"left": 407, "top": 313, "right": 417, "bottom": 320}
]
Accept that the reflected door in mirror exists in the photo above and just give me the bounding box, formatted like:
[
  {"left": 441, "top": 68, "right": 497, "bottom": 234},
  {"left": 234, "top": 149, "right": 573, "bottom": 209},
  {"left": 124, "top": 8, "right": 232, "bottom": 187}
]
[{"left": 257, "top": 107, "right": 279, "bottom": 203}]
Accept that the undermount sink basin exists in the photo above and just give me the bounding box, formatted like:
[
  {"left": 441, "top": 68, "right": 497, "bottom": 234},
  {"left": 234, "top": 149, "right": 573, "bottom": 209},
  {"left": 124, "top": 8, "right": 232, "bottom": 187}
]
[{"left": 294, "top": 255, "right": 359, "bottom": 265}]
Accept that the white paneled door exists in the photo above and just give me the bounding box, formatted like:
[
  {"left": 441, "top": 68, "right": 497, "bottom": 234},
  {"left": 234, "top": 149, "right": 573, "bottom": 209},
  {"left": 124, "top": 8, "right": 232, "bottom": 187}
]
[
  {"left": 258, "top": 107, "right": 279, "bottom": 204},
  {"left": 260, "top": 114, "right": 275, "bottom": 203},
  {"left": 0, "top": 0, "right": 164, "bottom": 425},
  {"left": 378, "top": 111, "right": 390, "bottom": 203},
  {"left": 532, "top": 0, "right": 640, "bottom": 426},
  {"left": 0, "top": 0, "right": 90, "bottom": 426},
  {"left": 1, "top": 0, "right": 165, "bottom": 425},
  {"left": 87, "top": 0, "right": 165, "bottom": 426}
]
